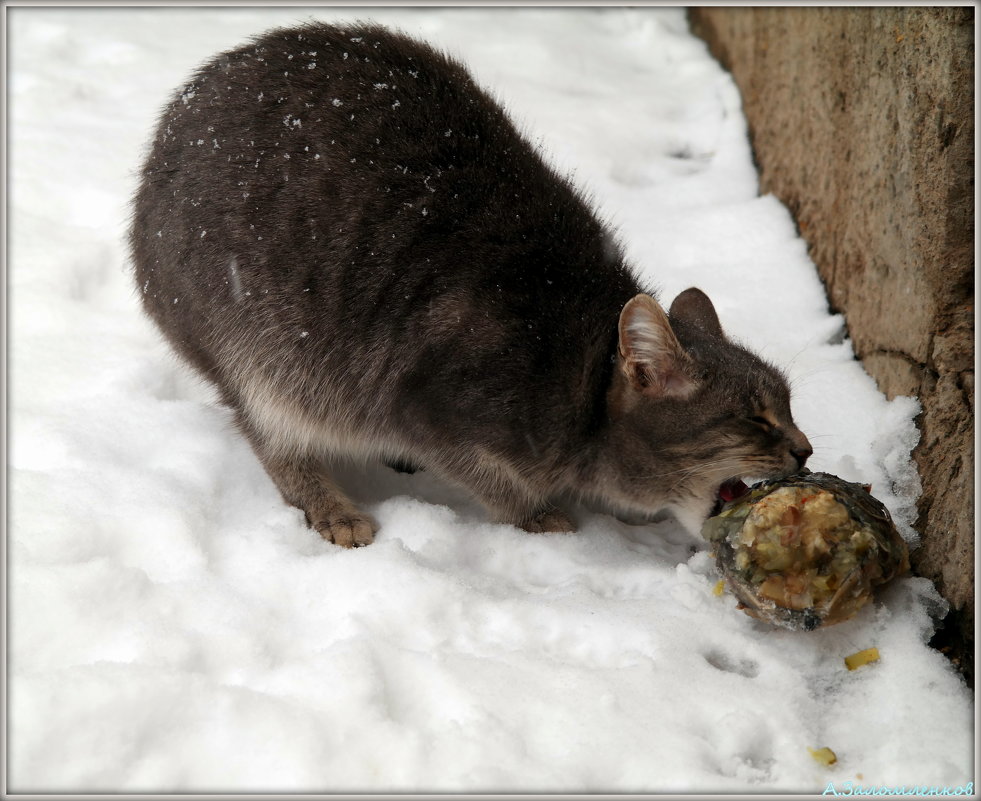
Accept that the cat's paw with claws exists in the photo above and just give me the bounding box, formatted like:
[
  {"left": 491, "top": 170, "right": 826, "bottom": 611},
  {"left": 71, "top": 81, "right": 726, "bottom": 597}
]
[
  {"left": 520, "top": 508, "right": 577, "bottom": 534},
  {"left": 312, "top": 512, "right": 377, "bottom": 548}
]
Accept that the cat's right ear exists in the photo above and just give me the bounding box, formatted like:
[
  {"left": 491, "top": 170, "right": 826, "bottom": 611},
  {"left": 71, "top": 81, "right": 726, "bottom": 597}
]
[
  {"left": 617, "top": 294, "right": 699, "bottom": 399},
  {"left": 669, "top": 287, "right": 724, "bottom": 338}
]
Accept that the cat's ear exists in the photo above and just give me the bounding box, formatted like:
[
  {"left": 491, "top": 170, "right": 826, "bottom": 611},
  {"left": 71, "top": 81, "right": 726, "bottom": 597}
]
[
  {"left": 668, "top": 287, "right": 724, "bottom": 338},
  {"left": 618, "top": 294, "right": 699, "bottom": 399}
]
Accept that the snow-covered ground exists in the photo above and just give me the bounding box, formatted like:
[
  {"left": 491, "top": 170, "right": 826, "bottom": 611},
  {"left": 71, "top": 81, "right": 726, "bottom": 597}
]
[{"left": 7, "top": 6, "right": 973, "bottom": 793}]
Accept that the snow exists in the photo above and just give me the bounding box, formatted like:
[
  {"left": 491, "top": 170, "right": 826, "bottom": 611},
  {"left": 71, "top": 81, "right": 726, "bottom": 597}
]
[{"left": 7, "top": 6, "right": 973, "bottom": 794}]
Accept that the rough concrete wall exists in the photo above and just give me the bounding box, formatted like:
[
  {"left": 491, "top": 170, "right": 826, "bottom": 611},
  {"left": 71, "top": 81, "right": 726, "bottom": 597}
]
[{"left": 688, "top": 7, "right": 974, "bottom": 676}]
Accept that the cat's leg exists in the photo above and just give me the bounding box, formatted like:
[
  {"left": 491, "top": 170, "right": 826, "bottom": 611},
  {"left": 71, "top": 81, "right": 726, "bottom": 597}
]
[
  {"left": 227, "top": 387, "right": 376, "bottom": 547},
  {"left": 255, "top": 449, "right": 377, "bottom": 546},
  {"left": 519, "top": 506, "right": 577, "bottom": 534},
  {"left": 235, "top": 417, "right": 375, "bottom": 546},
  {"left": 439, "top": 450, "right": 576, "bottom": 533}
]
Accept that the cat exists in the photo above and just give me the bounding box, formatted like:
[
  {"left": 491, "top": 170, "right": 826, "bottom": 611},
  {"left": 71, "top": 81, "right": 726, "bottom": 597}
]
[{"left": 130, "top": 22, "right": 812, "bottom": 547}]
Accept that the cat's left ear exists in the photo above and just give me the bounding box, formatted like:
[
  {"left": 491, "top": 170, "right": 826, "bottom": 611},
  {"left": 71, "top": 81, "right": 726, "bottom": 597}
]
[
  {"left": 669, "top": 287, "right": 724, "bottom": 338},
  {"left": 618, "top": 294, "right": 699, "bottom": 399}
]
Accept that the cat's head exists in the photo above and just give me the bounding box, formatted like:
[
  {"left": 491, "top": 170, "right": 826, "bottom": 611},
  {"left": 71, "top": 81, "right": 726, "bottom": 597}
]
[{"left": 595, "top": 287, "right": 812, "bottom": 536}]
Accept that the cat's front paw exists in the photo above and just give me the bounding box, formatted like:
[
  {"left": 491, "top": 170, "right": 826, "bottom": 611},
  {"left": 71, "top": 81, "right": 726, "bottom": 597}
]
[
  {"left": 520, "top": 508, "right": 577, "bottom": 534},
  {"left": 312, "top": 512, "right": 377, "bottom": 547}
]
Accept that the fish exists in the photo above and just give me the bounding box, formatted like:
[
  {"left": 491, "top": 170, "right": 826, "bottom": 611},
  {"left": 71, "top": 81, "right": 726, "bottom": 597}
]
[{"left": 702, "top": 470, "right": 910, "bottom": 630}]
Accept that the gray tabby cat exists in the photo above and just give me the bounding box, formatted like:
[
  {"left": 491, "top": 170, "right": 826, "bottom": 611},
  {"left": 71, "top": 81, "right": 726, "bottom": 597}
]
[{"left": 130, "top": 22, "right": 812, "bottom": 546}]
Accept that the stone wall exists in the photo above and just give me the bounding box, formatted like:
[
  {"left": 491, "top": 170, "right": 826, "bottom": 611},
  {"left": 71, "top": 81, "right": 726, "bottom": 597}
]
[{"left": 688, "top": 7, "right": 975, "bottom": 679}]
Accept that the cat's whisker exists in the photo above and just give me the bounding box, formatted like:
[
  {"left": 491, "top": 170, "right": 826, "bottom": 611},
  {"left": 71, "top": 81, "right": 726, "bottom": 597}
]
[{"left": 630, "top": 458, "right": 738, "bottom": 483}]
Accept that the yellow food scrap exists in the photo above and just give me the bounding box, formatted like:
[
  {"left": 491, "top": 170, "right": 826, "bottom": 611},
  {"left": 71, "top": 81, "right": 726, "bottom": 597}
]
[
  {"left": 713, "top": 579, "right": 725, "bottom": 597},
  {"left": 844, "top": 647, "right": 880, "bottom": 670},
  {"left": 809, "top": 746, "right": 838, "bottom": 766}
]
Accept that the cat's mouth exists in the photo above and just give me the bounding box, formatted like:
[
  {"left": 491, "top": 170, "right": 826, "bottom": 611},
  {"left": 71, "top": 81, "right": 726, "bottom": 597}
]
[{"left": 711, "top": 478, "right": 750, "bottom": 516}]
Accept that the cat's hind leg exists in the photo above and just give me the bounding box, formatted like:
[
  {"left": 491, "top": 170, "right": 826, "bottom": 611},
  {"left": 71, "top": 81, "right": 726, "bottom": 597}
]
[
  {"left": 229, "top": 386, "right": 377, "bottom": 546},
  {"left": 257, "top": 450, "right": 377, "bottom": 547},
  {"left": 520, "top": 506, "right": 576, "bottom": 533},
  {"left": 440, "top": 449, "right": 577, "bottom": 534}
]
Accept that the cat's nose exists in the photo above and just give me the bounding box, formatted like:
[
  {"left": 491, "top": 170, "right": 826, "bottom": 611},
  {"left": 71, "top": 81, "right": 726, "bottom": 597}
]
[
  {"left": 791, "top": 445, "right": 813, "bottom": 470},
  {"left": 787, "top": 429, "right": 812, "bottom": 470}
]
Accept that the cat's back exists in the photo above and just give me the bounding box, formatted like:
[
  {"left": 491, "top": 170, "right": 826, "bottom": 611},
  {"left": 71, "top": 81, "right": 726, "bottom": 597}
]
[
  {"left": 133, "top": 25, "right": 508, "bottom": 372},
  {"left": 131, "top": 22, "right": 637, "bottom": 452},
  {"left": 133, "top": 22, "right": 621, "bottom": 313},
  {"left": 134, "top": 22, "right": 534, "bottom": 244}
]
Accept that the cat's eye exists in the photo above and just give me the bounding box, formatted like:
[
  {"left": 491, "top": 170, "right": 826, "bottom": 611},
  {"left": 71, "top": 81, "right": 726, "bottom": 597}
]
[{"left": 747, "top": 415, "right": 774, "bottom": 432}]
